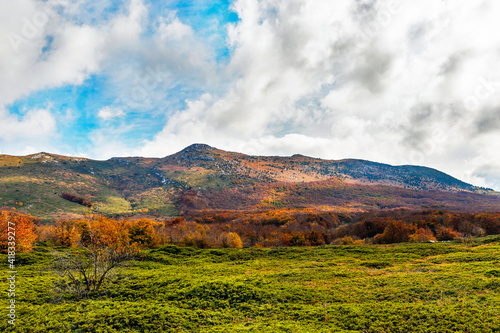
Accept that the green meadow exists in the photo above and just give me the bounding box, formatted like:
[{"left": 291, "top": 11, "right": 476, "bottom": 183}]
[{"left": 3, "top": 238, "right": 500, "bottom": 332}]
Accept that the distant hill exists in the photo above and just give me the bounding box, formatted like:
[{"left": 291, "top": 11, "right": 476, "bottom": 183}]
[{"left": 0, "top": 144, "right": 498, "bottom": 220}]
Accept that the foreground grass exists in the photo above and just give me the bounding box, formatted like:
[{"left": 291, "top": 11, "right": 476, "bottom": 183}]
[{"left": 2, "top": 239, "right": 500, "bottom": 332}]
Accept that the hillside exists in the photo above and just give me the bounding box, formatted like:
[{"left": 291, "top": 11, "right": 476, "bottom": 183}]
[
  {"left": 0, "top": 144, "right": 498, "bottom": 220},
  {"left": 165, "top": 144, "right": 491, "bottom": 192}
]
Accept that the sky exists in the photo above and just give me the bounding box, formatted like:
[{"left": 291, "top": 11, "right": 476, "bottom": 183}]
[{"left": 0, "top": 0, "right": 499, "bottom": 191}]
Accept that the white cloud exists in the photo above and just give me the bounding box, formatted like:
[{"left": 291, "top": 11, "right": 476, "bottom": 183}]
[
  {"left": 2, "top": 0, "right": 500, "bottom": 190},
  {"left": 0, "top": 107, "right": 56, "bottom": 140},
  {"left": 0, "top": 0, "right": 148, "bottom": 156},
  {"left": 136, "top": 0, "right": 500, "bottom": 190},
  {"left": 157, "top": 15, "right": 194, "bottom": 42},
  {"left": 97, "top": 106, "right": 125, "bottom": 120},
  {"left": 105, "top": 0, "right": 146, "bottom": 51},
  {"left": 0, "top": 0, "right": 106, "bottom": 105},
  {"left": 0, "top": 0, "right": 150, "bottom": 105}
]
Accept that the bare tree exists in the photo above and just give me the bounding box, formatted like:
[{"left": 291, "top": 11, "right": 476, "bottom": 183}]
[{"left": 51, "top": 216, "right": 137, "bottom": 299}]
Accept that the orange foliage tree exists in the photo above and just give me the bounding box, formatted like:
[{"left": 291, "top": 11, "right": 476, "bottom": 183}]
[
  {"left": 220, "top": 232, "right": 243, "bottom": 248},
  {"left": 0, "top": 209, "right": 38, "bottom": 253},
  {"left": 52, "top": 215, "right": 138, "bottom": 298},
  {"left": 52, "top": 219, "right": 81, "bottom": 247},
  {"left": 409, "top": 228, "right": 437, "bottom": 242},
  {"left": 374, "top": 220, "right": 409, "bottom": 244},
  {"left": 435, "top": 227, "right": 458, "bottom": 241},
  {"left": 129, "top": 218, "right": 157, "bottom": 247}
]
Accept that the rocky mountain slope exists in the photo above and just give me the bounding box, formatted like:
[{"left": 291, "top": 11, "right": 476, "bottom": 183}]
[
  {"left": 0, "top": 144, "right": 498, "bottom": 220},
  {"left": 164, "top": 144, "right": 490, "bottom": 192}
]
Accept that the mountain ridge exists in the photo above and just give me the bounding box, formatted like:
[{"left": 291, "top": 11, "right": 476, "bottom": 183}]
[
  {"left": 0, "top": 144, "right": 498, "bottom": 220},
  {"left": 162, "top": 143, "right": 492, "bottom": 193},
  {"left": 0, "top": 143, "right": 493, "bottom": 194}
]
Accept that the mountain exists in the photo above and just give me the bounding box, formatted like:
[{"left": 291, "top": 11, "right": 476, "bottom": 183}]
[
  {"left": 0, "top": 144, "right": 498, "bottom": 221},
  {"left": 166, "top": 144, "right": 488, "bottom": 192}
]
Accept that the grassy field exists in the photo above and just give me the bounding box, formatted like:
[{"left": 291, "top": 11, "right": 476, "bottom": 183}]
[{"left": 2, "top": 239, "right": 500, "bottom": 332}]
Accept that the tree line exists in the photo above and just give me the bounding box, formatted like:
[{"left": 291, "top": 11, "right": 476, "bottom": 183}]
[{"left": 2, "top": 208, "right": 500, "bottom": 254}]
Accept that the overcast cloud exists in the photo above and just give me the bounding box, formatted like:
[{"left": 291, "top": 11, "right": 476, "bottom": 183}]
[{"left": 0, "top": 0, "right": 499, "bottom": 190}]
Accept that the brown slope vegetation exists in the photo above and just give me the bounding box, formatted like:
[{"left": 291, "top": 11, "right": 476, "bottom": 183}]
[
  {"left": 0, "top": 144, "right": 498, "bottom": 220},
  {"left": 177, "top": 178, "right": 500, "bottom": 214},
  {"left": 161, "top": 144, "right": 494, "bottom": 193}
]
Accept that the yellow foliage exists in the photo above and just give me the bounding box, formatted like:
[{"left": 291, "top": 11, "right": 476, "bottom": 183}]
[
  {"left": 129, "top": 218, "right": 157, "bottom": 247},
  {"left": 221, "top": 232, "right": 243, "bottom": 248},
  {"left": 409, "top": 228, "right": 436, "bottom": 243},
  {"left": 0, "top": 210, "right": 38, "bottom": 252},
  {"left": 53, "top": 219, "right": 81, "bottom": 247},
  {"left": 339, "top": 236, "right": 355, "bottom": 245}
]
